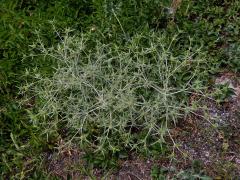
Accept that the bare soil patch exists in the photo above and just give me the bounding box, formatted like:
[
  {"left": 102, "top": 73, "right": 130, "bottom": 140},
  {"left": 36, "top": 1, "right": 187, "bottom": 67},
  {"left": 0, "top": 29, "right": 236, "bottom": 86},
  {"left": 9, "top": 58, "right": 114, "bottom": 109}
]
[{"left": 172, "top": 72, "right": 240, "bottom": 178}]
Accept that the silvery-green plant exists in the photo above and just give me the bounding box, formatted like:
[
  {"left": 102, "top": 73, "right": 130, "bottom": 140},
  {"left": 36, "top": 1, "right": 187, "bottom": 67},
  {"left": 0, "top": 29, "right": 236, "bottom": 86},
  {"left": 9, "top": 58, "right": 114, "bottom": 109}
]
[{"left": 22, "top": 29, "right": 209, "bottom": 154}]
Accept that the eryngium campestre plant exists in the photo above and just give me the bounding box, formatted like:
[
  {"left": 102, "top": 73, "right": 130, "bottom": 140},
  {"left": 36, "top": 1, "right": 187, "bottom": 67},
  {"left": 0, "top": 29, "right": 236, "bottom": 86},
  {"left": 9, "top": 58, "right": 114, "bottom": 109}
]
[{"left": 23, "top": 30, "right": 208, "bottom": 154}]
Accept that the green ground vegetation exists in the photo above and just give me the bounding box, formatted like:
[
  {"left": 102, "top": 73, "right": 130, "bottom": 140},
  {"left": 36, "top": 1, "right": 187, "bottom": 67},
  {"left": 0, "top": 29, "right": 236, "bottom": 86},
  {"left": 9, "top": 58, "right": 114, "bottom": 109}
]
[{"left": 1, "top": 0, "right": 240, "bottom": 179}]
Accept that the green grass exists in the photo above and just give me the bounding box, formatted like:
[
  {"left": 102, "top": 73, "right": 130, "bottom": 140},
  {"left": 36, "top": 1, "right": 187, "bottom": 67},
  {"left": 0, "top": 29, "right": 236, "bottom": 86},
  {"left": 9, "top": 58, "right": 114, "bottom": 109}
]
[{"left": 1, "top": 0, "right": 240, "bottom": 178}]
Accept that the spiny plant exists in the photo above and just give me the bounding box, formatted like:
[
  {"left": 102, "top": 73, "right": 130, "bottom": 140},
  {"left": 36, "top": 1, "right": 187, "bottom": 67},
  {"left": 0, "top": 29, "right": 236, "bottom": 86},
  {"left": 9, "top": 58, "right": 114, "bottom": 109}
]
[{"left": 21, "top": 29, "right": 209, "bottom": 155}]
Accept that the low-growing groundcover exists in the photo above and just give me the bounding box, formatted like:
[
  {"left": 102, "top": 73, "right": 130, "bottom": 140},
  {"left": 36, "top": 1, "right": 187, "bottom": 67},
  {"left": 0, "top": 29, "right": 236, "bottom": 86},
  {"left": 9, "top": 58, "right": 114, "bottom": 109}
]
[
  {"left": 1, "top": 0, "right": 240, "bottom": 179},
  {"left": 23, "top": 30, "right": 208, "bottom": 154},
  {"left": 21, "top": 29, "right": 213, "bottom": 179}
]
